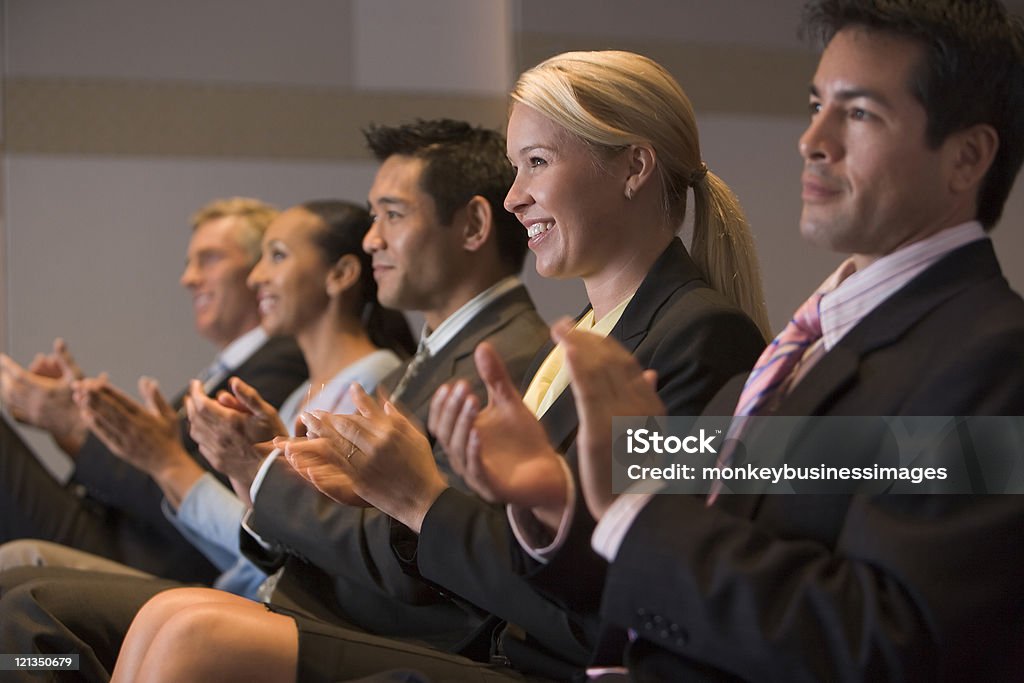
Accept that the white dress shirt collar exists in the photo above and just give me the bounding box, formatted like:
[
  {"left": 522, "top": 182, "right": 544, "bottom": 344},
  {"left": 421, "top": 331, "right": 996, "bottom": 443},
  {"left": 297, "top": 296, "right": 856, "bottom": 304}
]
[
  {"left": 418, "top": 276, "right": 522, "bottom": 356},
  {"left": 217, "top": 326, "right": 269, "bottom": 371},
  {"left": 820, "top": 221, "right": 987, "bottom": 351}
]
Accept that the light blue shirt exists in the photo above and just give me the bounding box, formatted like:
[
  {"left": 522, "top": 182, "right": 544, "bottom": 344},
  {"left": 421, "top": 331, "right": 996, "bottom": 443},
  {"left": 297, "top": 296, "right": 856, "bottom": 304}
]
[{"left": 163, "top": 349, "right": 403, "bottom": 597}]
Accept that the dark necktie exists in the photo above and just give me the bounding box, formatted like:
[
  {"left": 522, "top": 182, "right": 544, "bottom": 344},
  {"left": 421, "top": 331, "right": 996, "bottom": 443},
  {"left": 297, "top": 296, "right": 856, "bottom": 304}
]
[{"left": 388, "top": 342, "right": 431, "bottom": 404}]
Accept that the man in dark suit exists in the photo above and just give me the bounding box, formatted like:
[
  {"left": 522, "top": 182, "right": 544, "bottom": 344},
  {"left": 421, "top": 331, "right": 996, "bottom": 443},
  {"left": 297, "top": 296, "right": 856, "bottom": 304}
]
[
  {"left": 468, "top": 1, "right": 1024, "bottom": 680},
  {"left": 237, "top": 120, "right": 552, "bottom": 641},
  {"left": 0, "top": 198, "right": 307, "bottom": 583}
]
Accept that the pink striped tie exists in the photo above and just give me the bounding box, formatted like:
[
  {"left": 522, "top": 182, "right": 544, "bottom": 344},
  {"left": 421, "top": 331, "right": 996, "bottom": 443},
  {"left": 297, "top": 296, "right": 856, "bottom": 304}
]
[
  {"left": 734, "top": 291, "right": 824, "bottom": 417},
  {"left": 707, "top": 291, "right": 824, "bottom": 504}
]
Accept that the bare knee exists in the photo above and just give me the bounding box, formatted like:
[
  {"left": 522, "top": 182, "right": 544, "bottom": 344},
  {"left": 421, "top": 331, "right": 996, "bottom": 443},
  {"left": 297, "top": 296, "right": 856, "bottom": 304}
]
[
  {"left": 139, "top": 603, "right": 297, "bottom": 683},
  {"left": 136, "top": 586, "right": 245, "bottom": 623},
  {"left": 149, "top": 604, "right": 233, "bottom": 665}
]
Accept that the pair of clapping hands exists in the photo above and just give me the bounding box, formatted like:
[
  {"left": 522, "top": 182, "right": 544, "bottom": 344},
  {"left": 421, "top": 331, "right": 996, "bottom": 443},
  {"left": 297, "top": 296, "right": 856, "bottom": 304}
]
[
  {"left": 279, "top": 319, "right": 664, "bottom": 534},
  {"left": 1, "top": 337, "right": 282, "bottom": 505},
  {"left": 1, "top": 339, "right": 90, "bottom": 455},
  {"left": 0, "top": 339, "right": 175, "bottom": 470}
]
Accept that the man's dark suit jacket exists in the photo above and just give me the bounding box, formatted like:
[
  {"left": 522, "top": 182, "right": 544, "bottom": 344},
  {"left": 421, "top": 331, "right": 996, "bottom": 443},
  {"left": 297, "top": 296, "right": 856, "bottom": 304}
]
[
  {"left": 242, "top": 285, "right": 552, "bottom": 649},
  {"left": 0, "top": 334, "right": 307, "bottom": 583},
  {"left": 403, "top": 239, "right": 766, "bottom": 679},
  {"left": 580, "top": 240, "right": 1024, "bottom": 681}
]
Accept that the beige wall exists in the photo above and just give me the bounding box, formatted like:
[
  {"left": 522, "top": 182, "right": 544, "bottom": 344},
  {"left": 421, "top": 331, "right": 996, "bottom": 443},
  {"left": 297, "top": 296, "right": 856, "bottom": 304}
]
[{"left": 2, "top": 0, "right": 1022, "bottom": 473}]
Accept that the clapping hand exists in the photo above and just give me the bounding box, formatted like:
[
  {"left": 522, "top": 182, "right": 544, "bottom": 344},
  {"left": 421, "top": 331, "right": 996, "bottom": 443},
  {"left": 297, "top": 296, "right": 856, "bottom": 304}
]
[
  {"left": 556, "top": 320, "right": 663, "bottom": 521},
  {"left": 280, "top": 384, "right": 446, "bottom": 533},
  {"left": 184, "top": 377, "right": 287, "bottom": 491},
  {"left": 1, "top": 338, "right": 88, "bottom": 454},
  {"left": 428, "top": 341, "right": 567, "bottom": 530},
  {"left": 73, "top": 375, "right": 187, "bottom": 477}
]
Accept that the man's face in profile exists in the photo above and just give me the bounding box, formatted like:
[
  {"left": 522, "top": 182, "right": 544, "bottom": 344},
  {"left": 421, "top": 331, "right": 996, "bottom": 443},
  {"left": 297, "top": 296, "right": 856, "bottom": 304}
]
[
  {"left": 365, "top": 155, "right": 468, "bottom": 324},
  {"left": 180, "top": 216, "right": 260, "bottom": 348}
]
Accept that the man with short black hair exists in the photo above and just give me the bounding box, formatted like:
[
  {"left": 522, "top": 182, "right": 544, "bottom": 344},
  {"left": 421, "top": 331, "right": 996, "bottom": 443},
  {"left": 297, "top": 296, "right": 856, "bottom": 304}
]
[{"left": 236, "top": 118, "right": 548, "bottom": 637}]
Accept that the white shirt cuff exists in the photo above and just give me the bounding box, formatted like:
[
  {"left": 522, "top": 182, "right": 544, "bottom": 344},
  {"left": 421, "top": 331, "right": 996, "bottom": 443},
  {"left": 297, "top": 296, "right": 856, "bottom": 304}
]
[
  {"left": 242, "top": 450, "right": 282, "bottom": 552},
  {"left": 240, "top": 506, "right": 276, "bottom": 551},
  {"left": 591, "top": 492, "right": 655, "bottom": 562},
  {"left": 507, "top": 457, "right": 576, "bottom": 564},
  {"left": 249, "top": 447, "right": 281, "bottom": 503}
]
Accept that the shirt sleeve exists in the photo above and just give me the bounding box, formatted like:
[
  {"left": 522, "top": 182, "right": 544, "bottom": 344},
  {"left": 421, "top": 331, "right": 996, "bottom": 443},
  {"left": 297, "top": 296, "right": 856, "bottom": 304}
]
[
  {"left": 591, "top": 492, "right": 655, "bottom": 561},
  {"left": 507, "top": 457, "right": 577, "bottom": 563},
  {"left": 162, "top": 473, "right": 248, "bottom": 571}
]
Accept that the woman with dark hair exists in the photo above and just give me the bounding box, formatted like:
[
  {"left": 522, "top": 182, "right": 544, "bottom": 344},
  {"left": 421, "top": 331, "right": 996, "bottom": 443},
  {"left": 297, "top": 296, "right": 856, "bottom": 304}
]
[
  {"left": 296, "top": 200, "right": 416, "bottom": 363},
  {"left": 199, "top": 199, "right": 414, "bottom": 474},
  {"left": 157, "top": 200, "right": 414, "bottom": 597},
  {"left": 249, "top": 200, "right": 414, "bottom": 426}
]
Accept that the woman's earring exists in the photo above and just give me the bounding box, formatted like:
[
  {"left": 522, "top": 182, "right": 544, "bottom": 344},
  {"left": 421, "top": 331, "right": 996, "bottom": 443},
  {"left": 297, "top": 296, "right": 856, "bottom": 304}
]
[{"left": 625, "top": 186, "right": 634, "bottom": 200}]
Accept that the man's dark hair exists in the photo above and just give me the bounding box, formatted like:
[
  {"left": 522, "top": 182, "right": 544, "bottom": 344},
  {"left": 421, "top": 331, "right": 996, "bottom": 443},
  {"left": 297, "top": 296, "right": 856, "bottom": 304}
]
[
  {"left": 800, "top": 0, "right": 1024, "bottom": 229},
  {"left": 363, "top": 119, "right": 527, "bottom": 272}
]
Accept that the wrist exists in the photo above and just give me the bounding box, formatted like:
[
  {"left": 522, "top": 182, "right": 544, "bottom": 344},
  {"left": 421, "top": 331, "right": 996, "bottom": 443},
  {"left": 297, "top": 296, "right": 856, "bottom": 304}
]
[
  {"left": 512, "top": 449, "right": 568, "bottom": 511},
  {"left": 533, "top": 501, "right": 569, "bottom": 533},
  {"left": 54, "top": 420, "right": 89, "bottom": 458},
  {"left": 227, "top": 456, "right": 264, "bottom": 494},
  {"left": 525, "top": 454, "right": 570, "bottom": 533},
  {"left": 407, "top": 480, "right": 449, "bottom": 535},
  {"left": 153, "top": 456, "right": 205, "bottom": 510}
]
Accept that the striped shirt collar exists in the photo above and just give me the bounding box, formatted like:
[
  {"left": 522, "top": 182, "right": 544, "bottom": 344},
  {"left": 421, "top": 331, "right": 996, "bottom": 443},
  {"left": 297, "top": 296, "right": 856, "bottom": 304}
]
[
  {"left": 418, "top": 276, "right": 522, "bottom": 356},
  {"left": 819, "top": 220, "right": 987, "bottom": 351}
]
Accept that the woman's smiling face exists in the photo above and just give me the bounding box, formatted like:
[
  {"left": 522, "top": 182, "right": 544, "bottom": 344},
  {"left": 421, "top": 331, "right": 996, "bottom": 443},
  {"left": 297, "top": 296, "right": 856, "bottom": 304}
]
[
  {"left": 504, "top": 103, "right": 632, "bottom": 281},
  {"left": 248, "top": 207, "right": 332, "bottom": 337}
]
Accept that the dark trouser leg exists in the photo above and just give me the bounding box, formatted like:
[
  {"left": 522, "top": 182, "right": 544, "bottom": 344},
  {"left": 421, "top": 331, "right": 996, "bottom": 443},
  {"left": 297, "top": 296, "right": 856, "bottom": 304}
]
[
  {"left": 0, "top": 417, "right": 217, "bottom": 584},
  {"left": 0, "top": 566, "right": 189, "bottom": 683},
  {"left": 293, "top": 616, "right": 549, "bottom": 683},
  {"left": 0, "top": 417, "right": 119, "bottom": 556}
]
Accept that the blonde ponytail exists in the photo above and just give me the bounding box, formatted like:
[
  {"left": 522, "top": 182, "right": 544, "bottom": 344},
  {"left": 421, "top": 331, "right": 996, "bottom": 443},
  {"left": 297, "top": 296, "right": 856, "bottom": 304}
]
[
  {"left": 690, "top": 171, "right": 771, "bottom": 339},
  {"left": 512, "top": 50, "right": 771, "bottom": 338}
]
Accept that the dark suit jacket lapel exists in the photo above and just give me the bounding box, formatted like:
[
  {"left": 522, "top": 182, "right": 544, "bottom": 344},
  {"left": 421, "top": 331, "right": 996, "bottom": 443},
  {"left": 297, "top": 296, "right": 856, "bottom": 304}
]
[
  {"left": 609, "top": 238, "right": 706, "bottom": 351},
  {"left": 538, "top": 238, "right": 706, "bottom": 454},
  {"left": 397, "top": 286, "right": 537, "bottom": 415},
  {"left": 780, "top": 240, "right": 1002, "bottom": 416},
  {"left": 169, "top": 335, "right": 299, "bottom": 412}
]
